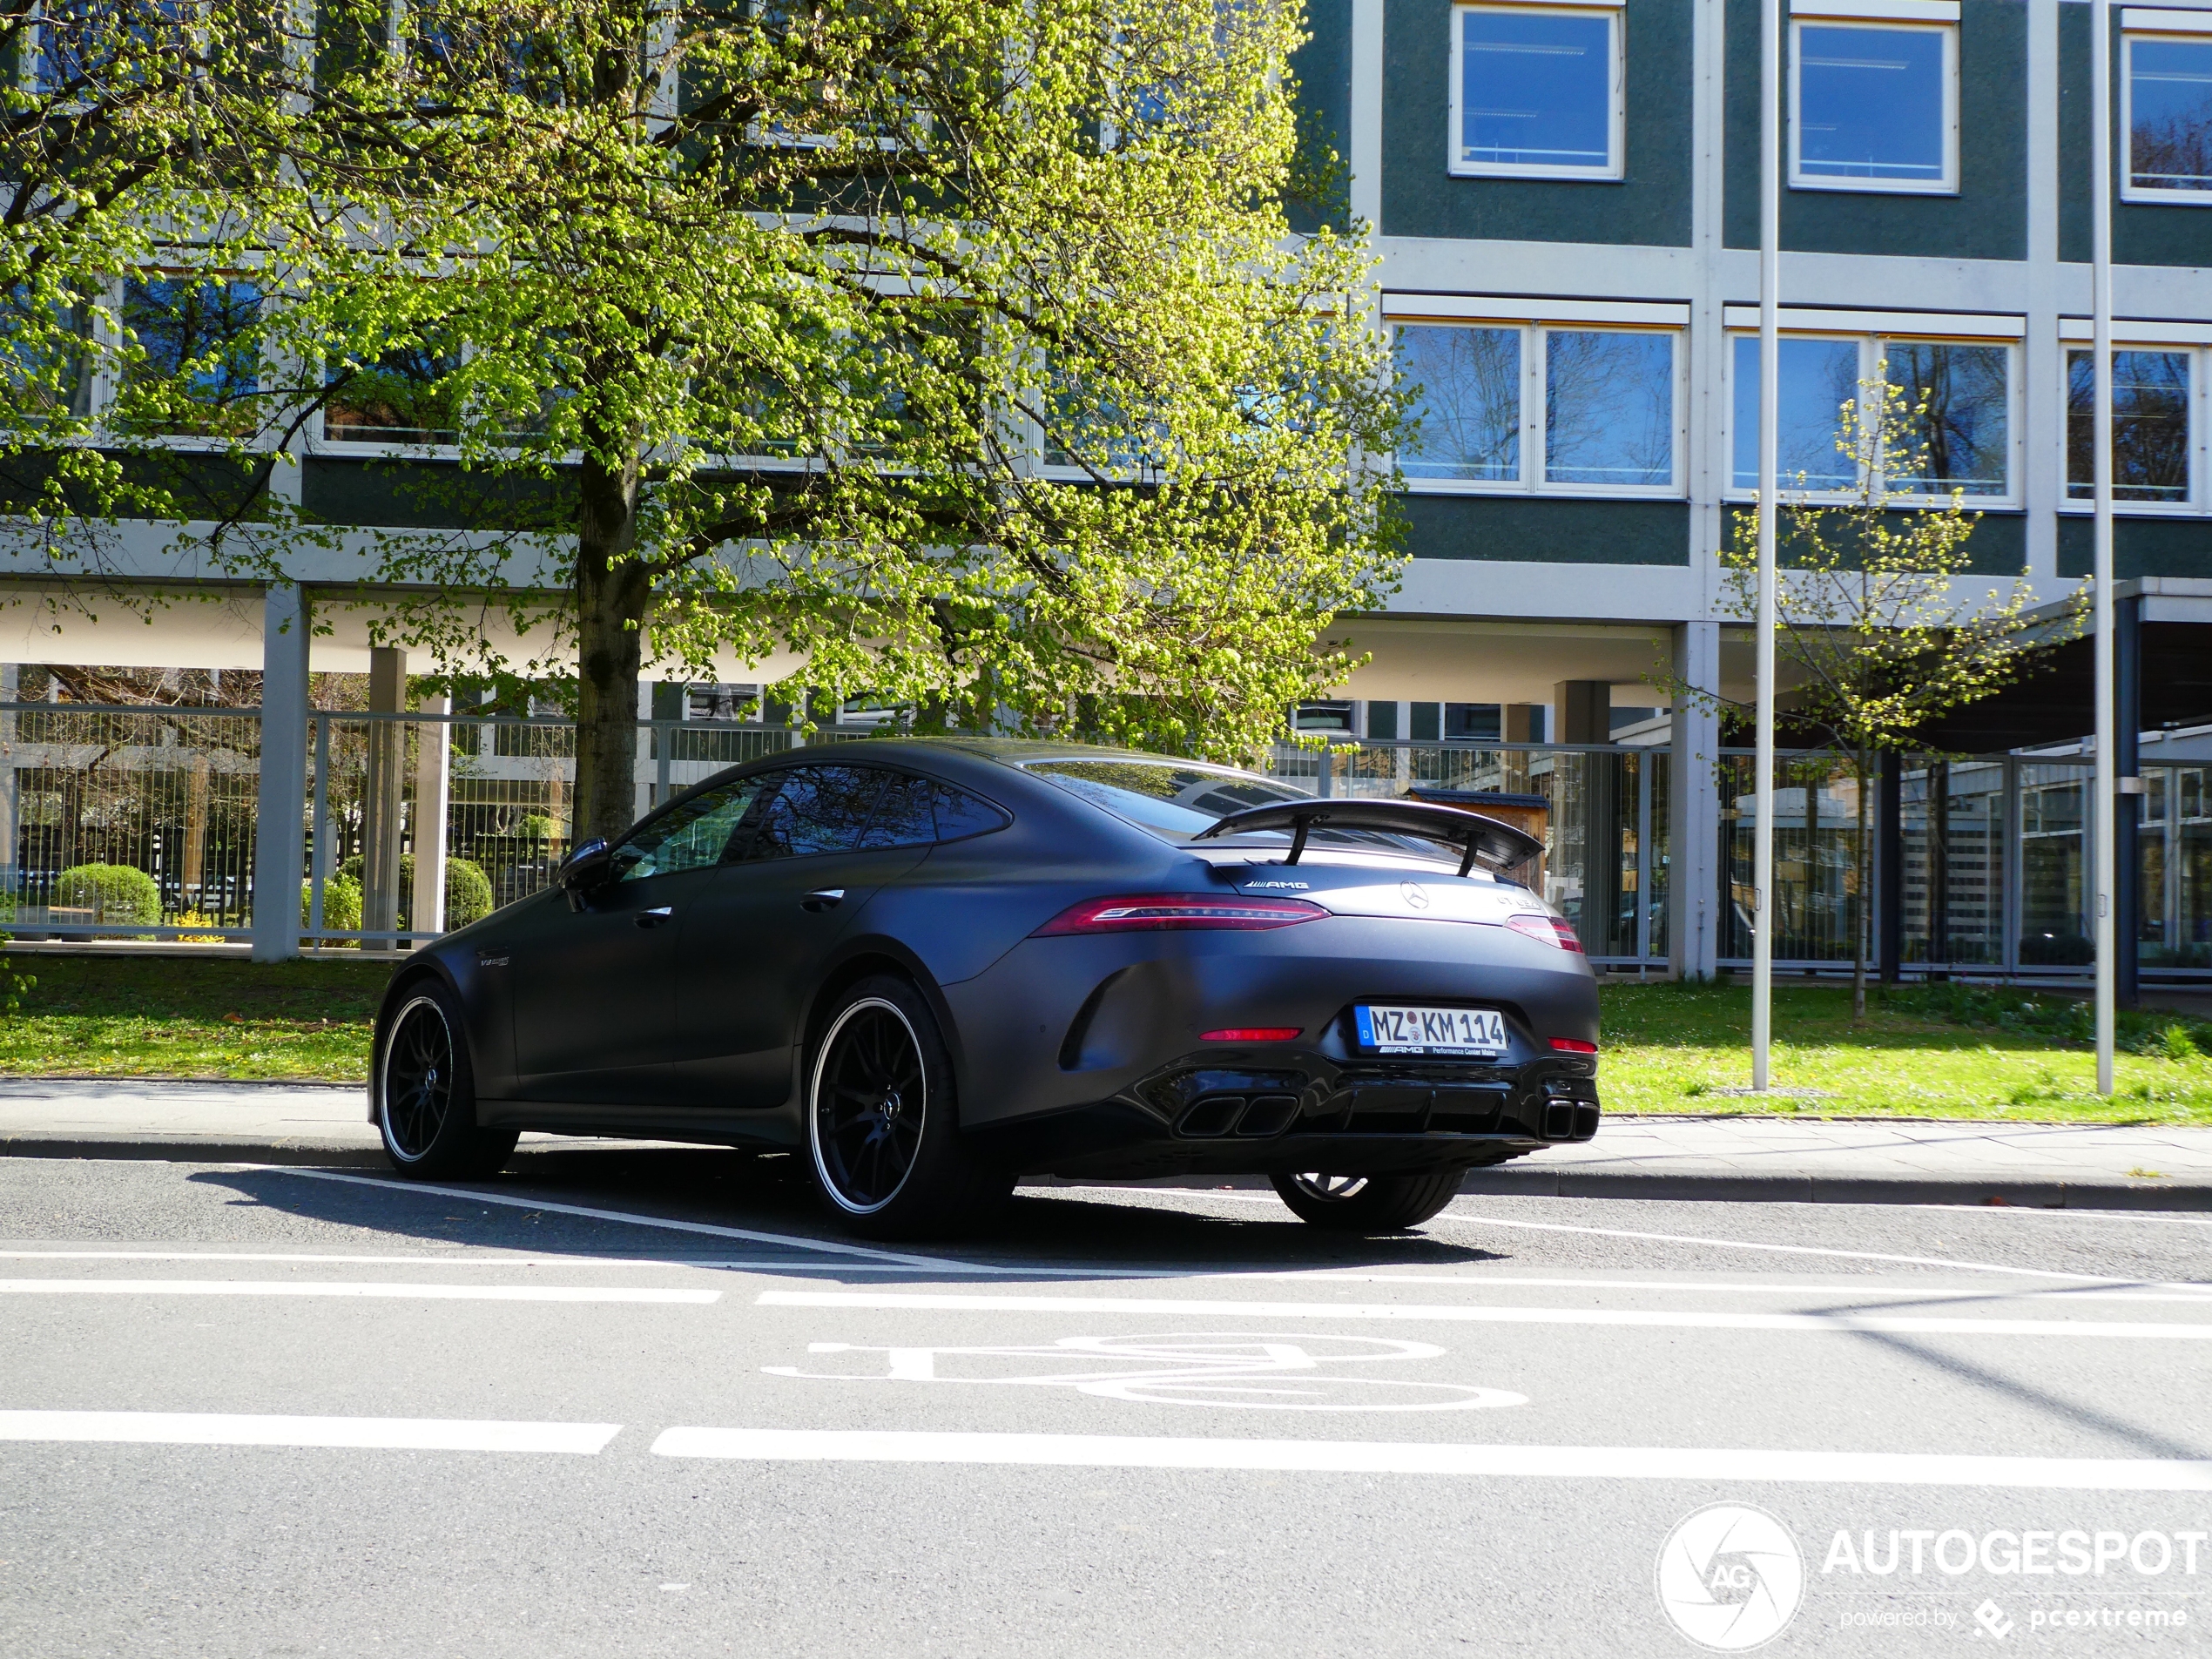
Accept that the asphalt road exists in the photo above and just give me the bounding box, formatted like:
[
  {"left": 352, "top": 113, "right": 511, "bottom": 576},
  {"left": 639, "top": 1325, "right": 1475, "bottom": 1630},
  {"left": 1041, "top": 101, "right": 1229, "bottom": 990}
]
[{"left": 2, "top": 1150, "right": 2208, "bottom": 1656}]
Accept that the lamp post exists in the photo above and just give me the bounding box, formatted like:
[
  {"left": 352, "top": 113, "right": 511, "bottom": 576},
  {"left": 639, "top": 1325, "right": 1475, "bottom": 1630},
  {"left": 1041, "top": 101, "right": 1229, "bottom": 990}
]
[
  {"left": 2091, "top": 0, "right": 2116, "bottom": 1095},
  {"left": 1752, "top": 0, "right": 1782, "bottom": 1091}
]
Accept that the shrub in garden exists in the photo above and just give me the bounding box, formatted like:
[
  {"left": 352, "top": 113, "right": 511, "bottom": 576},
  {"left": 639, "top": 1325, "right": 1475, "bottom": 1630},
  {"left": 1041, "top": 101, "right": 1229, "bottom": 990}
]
[
  {"left": 54, "top": 863, "right": 161, "bottom": 924},
  {"left": 303, "top": 872, "right": 365, "bottom": 932},
  {"left": 337, "top": 855, "right": 492, "bottom": 929}
]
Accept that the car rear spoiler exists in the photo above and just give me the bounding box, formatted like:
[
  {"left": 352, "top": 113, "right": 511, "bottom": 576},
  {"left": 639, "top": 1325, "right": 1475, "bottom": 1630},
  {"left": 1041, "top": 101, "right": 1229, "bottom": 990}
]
[{"left": 1192, "top": 798, "right": 1545, "bottom": 879}]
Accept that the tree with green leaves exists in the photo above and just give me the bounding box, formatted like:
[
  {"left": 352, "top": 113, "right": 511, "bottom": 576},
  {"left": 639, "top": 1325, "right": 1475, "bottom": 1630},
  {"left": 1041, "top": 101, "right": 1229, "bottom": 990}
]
[
  {"left": 244, "top": 0, "right": 1404, "bottom": 842},
  {"left": 1688, "top": 372, "right": 2079, "bottom": 1017}
]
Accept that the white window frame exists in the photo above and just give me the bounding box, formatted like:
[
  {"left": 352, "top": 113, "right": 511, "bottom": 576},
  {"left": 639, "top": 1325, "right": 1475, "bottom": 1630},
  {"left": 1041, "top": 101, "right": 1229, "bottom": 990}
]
[
  {"left": 1393, "top": 315, "right": 1687, "bottom": 500},
  {"left": 1721, "top": 330, "right": 2022, "bottom": 509},
  {"left": 1788, "top": 15, "right": 1960, "bottom": 196},
  {"left": 1447, "top": 1, "right": 1627, "bottom": 183},
  {"left": 2120, "top": 16, "right": 2212, "bottom": 207},
  {"left": 2055, "top": 323, "right": 2209, "bottom": 516},
  {"left": 100, "top": 266, "right": 278, "bottom": 457}
]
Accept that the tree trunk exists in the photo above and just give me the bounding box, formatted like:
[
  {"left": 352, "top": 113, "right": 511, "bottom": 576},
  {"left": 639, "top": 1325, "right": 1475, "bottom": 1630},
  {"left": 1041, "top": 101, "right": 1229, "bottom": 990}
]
[
  {"left": 1852, "top": 746, "right": 1871, "bottom": 1020},
  {"left": 572, "top": 449, "right": 651, "bottom": 847}
]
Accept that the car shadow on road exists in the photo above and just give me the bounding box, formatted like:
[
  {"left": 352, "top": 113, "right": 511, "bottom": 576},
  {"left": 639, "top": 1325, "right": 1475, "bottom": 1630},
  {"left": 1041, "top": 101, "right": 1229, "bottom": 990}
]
[{"left": 184, "top": 1148, "right": 1510, "bottom": 1278}]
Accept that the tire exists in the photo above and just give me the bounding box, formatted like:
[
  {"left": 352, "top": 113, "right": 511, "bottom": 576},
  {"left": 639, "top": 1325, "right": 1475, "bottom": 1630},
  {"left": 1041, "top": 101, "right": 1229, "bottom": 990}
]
[
  {"left": 806, "top": 974, "right": 1013, "bottom": 1239},
  {"left": 374, "top": 981, "right": 519, "bottom": 1179},
  {"left": 1269, "top": 1169, "right": 1468, "bottom": 1232}
]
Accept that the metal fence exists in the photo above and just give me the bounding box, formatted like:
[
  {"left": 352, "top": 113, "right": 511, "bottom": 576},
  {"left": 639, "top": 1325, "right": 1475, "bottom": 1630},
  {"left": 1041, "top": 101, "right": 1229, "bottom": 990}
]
[{"left": 2, "top": 704, "right": 2206, "bottom": 978}]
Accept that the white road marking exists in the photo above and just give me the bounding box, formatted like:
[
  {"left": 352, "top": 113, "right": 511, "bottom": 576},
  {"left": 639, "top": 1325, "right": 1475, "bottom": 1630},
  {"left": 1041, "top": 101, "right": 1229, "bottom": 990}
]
[
  {"left": 0, "top": 1278, "right": 717, "bottom": 1303},
  {"left": 0, "top": 1411, "right": 620, "bottom": 1453},
  {"left": 1273, "top": 1272, "right": 2212, "bottom": 1305},
  {"left": 755, "top": 1289, "right": 2212, "bottom": 1339},
  {"left": 649, "top": 1428, "right": 2212, "bottom": 1490},
  {"left": 258, "top": 1167, "right": 963, "bottom": 1269},
  {"left": 1047, "top": 1184, "right": 2210, "bottom": 1289}
]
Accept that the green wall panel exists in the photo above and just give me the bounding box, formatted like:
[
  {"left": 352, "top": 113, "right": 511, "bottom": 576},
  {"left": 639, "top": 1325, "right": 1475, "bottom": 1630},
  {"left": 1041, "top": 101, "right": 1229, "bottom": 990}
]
[
  {"left": 301, "top": 458, "right": 573, "bottom": 533},
  {"left": 1382, "top": 0, "right": 1694, "bottom": 247},
  {"left": 1406, "top": 493, "right": 1690, "bottom": 563},
  {"left": 1290, "top": 0, "right": 1354, "bottom": 233},
  {"left": 2058, "top": 516, "right": 2212, "bottom": 577},
  {"left": 1724, "top": 0, "right": 2027, "bottom": 259},
  {"left": 1722, "top": 505, "right": 2027, "bottom": 575}
]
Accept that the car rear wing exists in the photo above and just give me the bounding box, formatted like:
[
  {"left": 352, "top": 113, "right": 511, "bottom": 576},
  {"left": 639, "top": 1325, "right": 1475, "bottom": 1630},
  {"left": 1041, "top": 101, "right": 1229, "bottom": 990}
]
[{"left": 1192, "top": 798, "right": 1545, "bottom": 879}]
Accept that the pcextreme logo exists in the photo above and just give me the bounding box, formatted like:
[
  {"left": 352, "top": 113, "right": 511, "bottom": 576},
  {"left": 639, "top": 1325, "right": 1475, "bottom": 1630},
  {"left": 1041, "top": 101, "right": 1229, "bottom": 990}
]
[{"left": 1656, "top": 1503, "right": 1806, "bottom": 1651}]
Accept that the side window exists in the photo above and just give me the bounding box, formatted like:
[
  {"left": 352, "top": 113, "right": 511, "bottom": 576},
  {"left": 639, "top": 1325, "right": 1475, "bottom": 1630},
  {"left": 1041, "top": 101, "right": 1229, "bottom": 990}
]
[
  {"left": 742, "top": 765, "right": 889, "bottom": 860},
  {"left": 858, "top": 772, "right": 938, "bottom": 849},
  {"left": 929, "top": 783, "right": 1008, "bottom": 841},
  {"left": 610, "top": 776, "right": 765, "bottom": 883}
]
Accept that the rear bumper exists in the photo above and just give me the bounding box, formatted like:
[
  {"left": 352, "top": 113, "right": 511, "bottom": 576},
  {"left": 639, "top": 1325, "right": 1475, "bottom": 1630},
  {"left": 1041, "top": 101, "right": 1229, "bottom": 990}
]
[{"left": 967, "top": 1052, "right": 1599, "bottom": 1180}]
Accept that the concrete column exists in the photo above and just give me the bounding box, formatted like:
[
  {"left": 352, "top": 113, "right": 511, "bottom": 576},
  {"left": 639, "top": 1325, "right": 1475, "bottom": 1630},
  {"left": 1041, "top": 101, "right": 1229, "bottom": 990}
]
[
  {"left": 1554, "top": 682, "right": 1612, "bottom": 745},
  {"left": 252, "top": 583, "right": 311, "bottom": 962},
  {"left": 1668, "top": 623, "right": 1723, "bottom": 981},
  {"left": 362, "top": 647, "right": 407, "bottom": 950},
  {"left": 0, "top": 664, "right": 17, "bottom": 904},
  {"left": 413, "top": 693, "right": 452, "bottom": 937}
]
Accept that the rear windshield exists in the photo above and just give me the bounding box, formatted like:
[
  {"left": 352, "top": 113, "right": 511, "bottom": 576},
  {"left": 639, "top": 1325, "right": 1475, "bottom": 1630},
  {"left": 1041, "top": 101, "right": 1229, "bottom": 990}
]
[{"left": 1021, "top": 758, "right": 1454, "bottom": 861}]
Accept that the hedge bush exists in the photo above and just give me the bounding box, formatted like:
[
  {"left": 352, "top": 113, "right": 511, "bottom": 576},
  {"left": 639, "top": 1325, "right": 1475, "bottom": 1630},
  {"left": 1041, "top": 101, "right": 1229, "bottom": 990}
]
[
  {"left": 336, "top": 854, "right": 494, "bottom": 929},
  {"left": 304, "top": 872, "right": 364, "bottom": 932},
  {"left": 54, "top": 864, "right": 162, "bottom": 925}
]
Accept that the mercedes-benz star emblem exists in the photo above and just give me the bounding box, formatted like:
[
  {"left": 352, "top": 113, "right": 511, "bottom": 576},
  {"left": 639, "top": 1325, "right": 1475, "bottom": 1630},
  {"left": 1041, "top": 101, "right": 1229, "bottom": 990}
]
[{"left": 1400, "top": 881, "right": 1431, "bottom": 910}]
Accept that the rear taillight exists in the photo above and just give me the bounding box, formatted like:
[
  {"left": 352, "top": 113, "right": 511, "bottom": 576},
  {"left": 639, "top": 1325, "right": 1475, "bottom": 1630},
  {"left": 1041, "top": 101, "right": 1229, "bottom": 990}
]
[
  {"left": 1550, "top": 1037, "right": 1598, "bottom": 1055},
  {"left": 1033, "top": 894, "right": 1329, "bottom": 935},
  {"left": 1506, "top": 914, "right": 1583, "bottom": 952},
  {"left": 1201, "top": 1027, "right": 1303, "bottom": 1042}
]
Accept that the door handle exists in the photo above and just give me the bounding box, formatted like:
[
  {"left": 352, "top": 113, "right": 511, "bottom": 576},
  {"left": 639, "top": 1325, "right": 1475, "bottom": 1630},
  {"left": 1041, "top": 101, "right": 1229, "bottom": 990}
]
[
  {"left": 801, "top": 888, "right": 846, "bottom": 912},
  {"left": 634, "top": 906, "right": 675, "bottom": 928}
]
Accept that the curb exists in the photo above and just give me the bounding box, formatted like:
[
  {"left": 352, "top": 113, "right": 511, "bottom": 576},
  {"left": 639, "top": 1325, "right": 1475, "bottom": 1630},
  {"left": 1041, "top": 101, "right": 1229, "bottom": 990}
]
[{"left": 5, "top": 1136, "right": 2209, "bottom": 1213}]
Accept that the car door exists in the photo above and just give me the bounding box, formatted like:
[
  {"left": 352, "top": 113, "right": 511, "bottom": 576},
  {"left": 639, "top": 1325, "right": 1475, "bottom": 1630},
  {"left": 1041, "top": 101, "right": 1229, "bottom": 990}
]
[
  {"left": 669, "top": 763, "right": 937, "bottom": 1110},
  {"left": 508, "top": 773, "right": 767, "bottom": 1107}
]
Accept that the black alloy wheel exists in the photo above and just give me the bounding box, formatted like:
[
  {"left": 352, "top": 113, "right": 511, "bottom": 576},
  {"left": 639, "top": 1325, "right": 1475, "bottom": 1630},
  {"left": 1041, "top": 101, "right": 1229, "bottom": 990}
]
[
  {"left": 812, "top": 996, "right": 927, "bottom": 1214},
  {"left": 1270, "top": 1169, "right": 1467, "bottom": 1231},
  {"left": 806, "top": 974, "right": 1014, "bottom": 1238},
  {"left": 375, "top": 982, "right": 518, "bottom": 1178},
  {"left": 381, "top": 995, "right": 455, "bottom": 1161}
]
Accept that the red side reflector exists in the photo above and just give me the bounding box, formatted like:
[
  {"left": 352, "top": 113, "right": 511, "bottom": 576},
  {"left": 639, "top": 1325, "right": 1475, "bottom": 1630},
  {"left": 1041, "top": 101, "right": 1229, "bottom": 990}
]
[
  {"left": 1506, "top": 914, "right": 1583, "bottom": 952},
  {"left": 1033, "top": 894, "right": 1328, "bottom": 934},
  {"left": 1550, "top": 1038, "right": 1598, "bottom": 1054},
  {"left": 1201, "top": 1028, "right": 1303, "bottom": 1042}
]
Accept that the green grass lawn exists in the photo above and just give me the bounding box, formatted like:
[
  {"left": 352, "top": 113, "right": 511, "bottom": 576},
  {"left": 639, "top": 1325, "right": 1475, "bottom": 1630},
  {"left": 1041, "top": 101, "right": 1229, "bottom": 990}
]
[
  {"left": 2, "top": 953, "right": 2208, "bottom": 1123},
  {"left": 0, "top": 954, "right": 392, "bottom": 1082},
  {"left": 1602, "top": 980, "right": 2212, "bottom": 1124}
]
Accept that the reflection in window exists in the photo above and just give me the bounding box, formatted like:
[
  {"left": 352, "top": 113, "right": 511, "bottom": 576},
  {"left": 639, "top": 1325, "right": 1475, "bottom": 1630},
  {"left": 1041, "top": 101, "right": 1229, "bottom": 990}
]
[
  {"left": 1730, "top": 336, "right": 1861, "bottom": 492},
  {"left": 3, "top": 288, "right": 94, "bottom": 423},
  {"left": 1792, "top": 22, "right": 1952, "bottom": 189},
  {"left": 326, "top": 343, "right": 464, "bottom": 446},
  {"left": 1453, "top": 5, "right": 1619, "bottom": 177},
  {"left": 2067, "top": 350, "right": 2191, "bottom": 503},
  {"left": 1882, "top": 343, "right": 2008, "bottom": 496},
  {"left": 1543, "top": 330, "right": 1673, "bottom": 488},
  {"left": 2126, "top": 35, "right": 2212, "bottom": 196},
  {"left": 745, "top": 765, "right": 889, "bottom": 860},
  {"left": 118, "top": 277, "right": 263, "bottom": 435},
  {"left": 613, "top": 779, "right": 765, "bottom": 881},
  {"left": 1396, "top": 325, "right": 1520, "bottom": 482}
]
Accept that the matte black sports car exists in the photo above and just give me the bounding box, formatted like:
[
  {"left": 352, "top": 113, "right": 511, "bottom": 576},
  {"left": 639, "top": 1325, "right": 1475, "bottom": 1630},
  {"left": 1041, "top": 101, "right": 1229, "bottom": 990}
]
[{"left": 371, "top": 738, "right": 1601, "bottom": 1238}]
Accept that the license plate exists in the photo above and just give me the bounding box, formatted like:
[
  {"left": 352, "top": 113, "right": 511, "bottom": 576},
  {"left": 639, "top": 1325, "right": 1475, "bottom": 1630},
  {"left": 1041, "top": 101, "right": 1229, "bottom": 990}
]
[{"left": 1354, "top": 1005, "right": 1508, "bottom": 1056}]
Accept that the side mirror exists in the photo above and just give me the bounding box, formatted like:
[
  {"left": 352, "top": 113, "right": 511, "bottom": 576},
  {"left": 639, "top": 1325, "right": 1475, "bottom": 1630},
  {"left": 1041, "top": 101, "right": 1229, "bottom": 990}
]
[{"left": 558, "top": 839, "right": 613, "bottom": 908}]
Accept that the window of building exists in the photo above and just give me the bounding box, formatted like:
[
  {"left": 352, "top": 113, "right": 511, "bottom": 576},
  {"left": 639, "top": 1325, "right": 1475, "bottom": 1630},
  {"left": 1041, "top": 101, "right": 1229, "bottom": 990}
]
[
  {"left": 114, "top": 275, "right": 263, "bottom": 437},
  {"left": 1449, "top": 3, "right": 1624, "bottom": 181},
  {"left": 1790, "top": 15, "right": 1958, "bottom": 194},
  {"left": 323, "top": 342, "right": 464, "bottom": 448},
  {"left": 2123, "top": 24, "right": 2212, "bottom": 201},
  {"left": 1728, "top": 331, "right": 2015, "bottom": 504},
  {"left": 1398, "top": 320, "right": 1680, "bottom": 496},
  {"left": 2065, "top": 347, "right": 2197, "bottom": 508}
]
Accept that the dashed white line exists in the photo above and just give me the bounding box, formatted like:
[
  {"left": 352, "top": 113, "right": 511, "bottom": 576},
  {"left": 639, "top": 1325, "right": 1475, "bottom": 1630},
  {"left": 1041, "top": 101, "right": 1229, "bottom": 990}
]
[
  {"left": 753, "top": 1289, "right": 2212, "bottom": 1339},
  {"left": 0, "top": 1411, "right": 620, "bottom": 1453},
  {"left": 649, "top": 1428, "right": 2212, "bottom": 1490}
]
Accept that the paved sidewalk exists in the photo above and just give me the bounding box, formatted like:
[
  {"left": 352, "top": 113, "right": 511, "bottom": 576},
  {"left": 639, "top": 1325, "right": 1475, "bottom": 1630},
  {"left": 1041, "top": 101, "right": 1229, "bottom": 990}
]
[{"left": 0, "top": 1076, "right": 2207, "bottom": 1210}]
